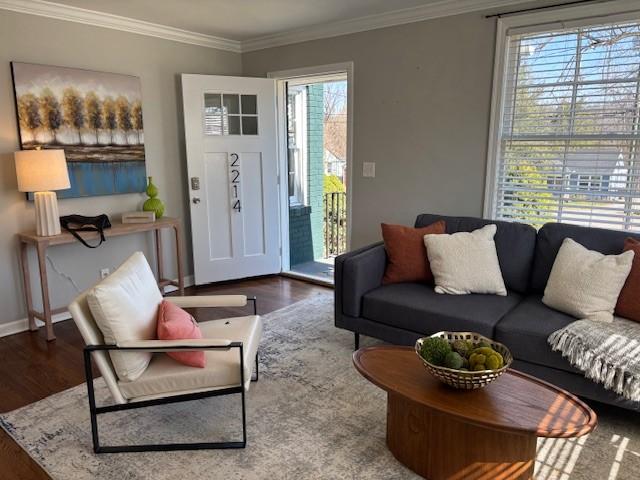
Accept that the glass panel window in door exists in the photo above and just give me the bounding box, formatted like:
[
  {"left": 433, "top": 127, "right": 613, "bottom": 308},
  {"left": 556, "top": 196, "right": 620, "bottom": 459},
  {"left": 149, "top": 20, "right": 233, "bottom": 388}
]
[
  {"left": 241, "top": 95, "right": 257, "bottom": 115},
  {"left": 242, "top": 116, "right": 258, "bottom": 135},
  {"left": 204, "top": 93, "right": 223, "bottom": 135},
  {"left": 227, "top": 115, "right": 241, "bottom": 135},
  {"left": 223, "top": 94, "right": 240, "bottom": 114}
]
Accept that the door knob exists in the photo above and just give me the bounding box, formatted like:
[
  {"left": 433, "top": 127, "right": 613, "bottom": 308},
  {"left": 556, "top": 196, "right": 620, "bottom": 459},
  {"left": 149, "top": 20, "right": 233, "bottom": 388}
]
[{"left": 192, "top": 197, "right": 201, "bottom": 204}]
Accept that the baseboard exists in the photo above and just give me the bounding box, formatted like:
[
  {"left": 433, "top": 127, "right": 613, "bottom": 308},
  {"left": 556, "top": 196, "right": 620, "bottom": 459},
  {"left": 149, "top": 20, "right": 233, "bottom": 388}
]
[
  {"left": 164, "top": 275, "right": 195, "bottom": 294},
  {"left": 0, "top": 275, "right": 195, "bottom": 338},
  {"left": 0, "top": 311, "right": 72, "bottom": 338}
]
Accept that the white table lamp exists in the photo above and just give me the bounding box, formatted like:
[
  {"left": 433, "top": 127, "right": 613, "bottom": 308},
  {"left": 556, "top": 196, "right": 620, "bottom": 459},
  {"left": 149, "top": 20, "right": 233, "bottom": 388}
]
[{"left": 15, "top": 149, "right": 70, "bottom": 236}]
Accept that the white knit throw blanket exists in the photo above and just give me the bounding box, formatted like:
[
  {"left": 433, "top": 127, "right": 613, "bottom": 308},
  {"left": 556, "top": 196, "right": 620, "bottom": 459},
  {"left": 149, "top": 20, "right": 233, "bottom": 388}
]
[{"left": 548, "top": 318, "right": 640, "bottom": 402}]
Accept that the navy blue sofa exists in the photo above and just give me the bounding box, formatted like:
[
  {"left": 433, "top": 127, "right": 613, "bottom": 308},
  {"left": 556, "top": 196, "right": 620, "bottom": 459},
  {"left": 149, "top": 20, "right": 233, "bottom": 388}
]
[{"left": 335, "top": 213, "right": 640, "bottom": 411}]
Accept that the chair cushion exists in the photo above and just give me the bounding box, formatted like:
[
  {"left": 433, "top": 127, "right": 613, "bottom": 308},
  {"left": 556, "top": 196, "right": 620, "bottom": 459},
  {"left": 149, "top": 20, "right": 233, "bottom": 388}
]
[
  {"left": 424, "top": 224, "right": 507, "bottom": 296},
  {"left": 87, "top": 252, "right": 162, "bottom": 382},
  {"left": 530, "top": 222, "right": 640, "bottom": 292},
  {"left": 495, "top": 295, "right": 580, "bottom": 373},
  {"left": 157, "top": 300, "right": 206, "bottom": 368},
  {"left": 118, "top": 315, "right": 262, "bottom": 400},
  {"left": 415, "top": 214, "right": 536, "bottom": 293},
  {"left": 381, "top": 221, "right": 445, "bottom": 285},
  {"left": 361, "top": 283, "right": 522, "bottom": 338}
]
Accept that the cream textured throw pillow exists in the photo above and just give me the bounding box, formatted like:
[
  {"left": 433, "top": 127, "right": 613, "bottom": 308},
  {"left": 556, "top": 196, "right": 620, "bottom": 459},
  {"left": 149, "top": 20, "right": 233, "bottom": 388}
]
[
  {"left": 543, "top": 238, "right": 635, "bottom": 323},
  {"left": 424, "top": 224, "right": 507, "bottom": 296}
]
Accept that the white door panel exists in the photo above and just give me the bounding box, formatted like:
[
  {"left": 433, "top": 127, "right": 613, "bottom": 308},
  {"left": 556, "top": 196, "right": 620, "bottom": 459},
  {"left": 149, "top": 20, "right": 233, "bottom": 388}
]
[
  {"left": 203, "top": 152, "right": 232, "bottom": 260},
  {"left": 182, "top": 74, "right": 280, "bottom": 284}
]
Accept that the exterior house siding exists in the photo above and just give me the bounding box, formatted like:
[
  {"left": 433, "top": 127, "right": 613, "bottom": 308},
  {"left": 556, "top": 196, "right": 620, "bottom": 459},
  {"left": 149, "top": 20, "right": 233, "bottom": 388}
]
[{"left": 307, "top": 84, "right": 325, "bottom": 260}]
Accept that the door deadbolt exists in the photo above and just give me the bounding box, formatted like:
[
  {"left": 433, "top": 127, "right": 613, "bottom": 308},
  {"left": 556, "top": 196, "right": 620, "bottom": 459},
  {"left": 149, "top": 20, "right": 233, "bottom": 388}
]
[
  {"left": 192, "top": 197, "right": 201, "bottom": 204},
  {"left": 191, "top": 177, "right": 200, "bottom": 190}
]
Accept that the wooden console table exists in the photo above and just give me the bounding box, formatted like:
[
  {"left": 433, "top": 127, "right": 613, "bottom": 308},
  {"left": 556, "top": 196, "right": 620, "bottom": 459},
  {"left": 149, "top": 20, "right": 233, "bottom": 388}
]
[{"left": 18, "top": 216, "right": 184, "bottom": 341}]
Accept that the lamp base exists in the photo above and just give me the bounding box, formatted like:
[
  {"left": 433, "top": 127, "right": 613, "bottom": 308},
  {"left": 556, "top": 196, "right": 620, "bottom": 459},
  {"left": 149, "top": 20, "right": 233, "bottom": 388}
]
[{"left": 34, "top": 191, "right": 61, "bottom": 236}]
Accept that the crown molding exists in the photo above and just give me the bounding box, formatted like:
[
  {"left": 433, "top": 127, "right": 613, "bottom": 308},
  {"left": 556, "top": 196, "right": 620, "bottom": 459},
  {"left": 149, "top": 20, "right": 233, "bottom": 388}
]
[
  {"left": 240, "top": 0, "right": 534, "bottom": 52},
  {"left": 0, "top": 0, "right": 242, "bottom": 52},
  {"left": 0, "top": 0, "right": 545, "bottom": 54}
]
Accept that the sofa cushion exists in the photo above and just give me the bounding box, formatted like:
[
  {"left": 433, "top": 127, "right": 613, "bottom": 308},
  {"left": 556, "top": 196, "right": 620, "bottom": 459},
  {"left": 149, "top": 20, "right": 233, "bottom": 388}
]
[
  {"left": 381, "top": 221, "right": 445, "bottom": 285},
  {"left": 530, "top": 222, "right": 640, "bottom": 292},
  {"left": 543, "top": 238, "right": 634, "bottom": 323},
  {"left": 362, "top": 283, "right": 522, "bottom": 338},
  {"left": 415, "top": 214, "right": 536, "bottom": 293},
  {"left": 425, "top": 224, "right": 507, "bottom": 296},
  {"left": 87, "top": 252, "right": 162, "bottom": 382},
  {"left": 495, "top": 295, "right": 580, "bottom": 373},
  {"left": 615, "top": 238, "right": 640, "bottom": 322}
]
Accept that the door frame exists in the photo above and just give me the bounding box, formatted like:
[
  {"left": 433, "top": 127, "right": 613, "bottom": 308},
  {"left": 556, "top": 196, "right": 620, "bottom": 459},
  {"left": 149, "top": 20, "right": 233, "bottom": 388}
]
[{"left": 268, "top": 62, "right": 354, "bottom": 272}]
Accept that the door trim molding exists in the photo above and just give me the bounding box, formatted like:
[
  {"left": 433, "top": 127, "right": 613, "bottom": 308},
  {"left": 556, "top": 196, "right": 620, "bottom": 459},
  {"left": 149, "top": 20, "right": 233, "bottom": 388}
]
[{"left": 269, "top": 62, "right": 354, "bottom": 271}]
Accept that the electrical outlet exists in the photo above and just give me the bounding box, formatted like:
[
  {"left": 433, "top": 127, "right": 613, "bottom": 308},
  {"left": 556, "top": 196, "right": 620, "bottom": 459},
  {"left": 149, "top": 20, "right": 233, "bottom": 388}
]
[{"left": 100, "top": 268, "right": 110, "bottom": 279}]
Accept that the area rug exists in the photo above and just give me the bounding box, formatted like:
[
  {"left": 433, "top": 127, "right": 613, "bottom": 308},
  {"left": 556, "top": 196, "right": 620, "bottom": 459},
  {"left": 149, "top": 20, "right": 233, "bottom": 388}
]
[{"left": 1, "top": 292, "right": 639, "bottom": 479}]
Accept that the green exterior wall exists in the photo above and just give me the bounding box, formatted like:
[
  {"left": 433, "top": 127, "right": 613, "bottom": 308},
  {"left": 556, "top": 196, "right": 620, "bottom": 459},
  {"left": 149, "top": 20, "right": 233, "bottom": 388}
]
[
  {"left": 288, "top": 205, "right": 313, "bottom": 265},
  {"left": 306, "top": 83, "right": 325, "bottom": 260}
]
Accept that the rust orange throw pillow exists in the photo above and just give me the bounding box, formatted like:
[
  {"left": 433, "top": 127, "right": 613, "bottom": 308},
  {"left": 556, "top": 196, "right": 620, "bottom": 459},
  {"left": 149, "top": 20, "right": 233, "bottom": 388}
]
[
  {"left": 382, "top": 221, "right": 446, "bottom": 285},
  {"left": 156, "top": 300, "right": 206, "bottom": 368},
  {"left": 615, "top": 238, "right": 640, "bottom": 323}
]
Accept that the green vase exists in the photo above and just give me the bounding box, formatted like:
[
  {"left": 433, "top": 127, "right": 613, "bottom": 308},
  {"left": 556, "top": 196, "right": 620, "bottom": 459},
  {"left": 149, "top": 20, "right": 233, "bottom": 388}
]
[{"left": 143, "top": 176, "right": 165, "bottom": 219}]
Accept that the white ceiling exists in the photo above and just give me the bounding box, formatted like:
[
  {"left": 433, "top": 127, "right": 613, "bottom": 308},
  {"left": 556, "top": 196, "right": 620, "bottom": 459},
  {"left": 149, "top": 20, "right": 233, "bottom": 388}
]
[{"left": 48, "top": 0, "right": 505, "bottom": 41}]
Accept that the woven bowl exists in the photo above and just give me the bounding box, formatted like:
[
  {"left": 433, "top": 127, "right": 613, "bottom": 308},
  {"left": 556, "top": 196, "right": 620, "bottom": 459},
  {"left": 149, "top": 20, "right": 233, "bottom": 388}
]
[{"left": 415, "top": 331, "right": 513, "bottom": 390}]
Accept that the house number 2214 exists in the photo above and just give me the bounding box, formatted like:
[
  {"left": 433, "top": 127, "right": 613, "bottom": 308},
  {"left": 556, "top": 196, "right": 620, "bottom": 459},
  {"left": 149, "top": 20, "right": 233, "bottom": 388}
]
[{"left": 230, "top": 153, "right": 241, "bottom": 212}]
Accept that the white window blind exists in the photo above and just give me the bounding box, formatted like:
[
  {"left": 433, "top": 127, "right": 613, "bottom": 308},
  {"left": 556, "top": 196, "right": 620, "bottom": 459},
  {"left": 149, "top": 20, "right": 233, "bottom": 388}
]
[{"left": 492, "top": 19, "right": 640, "bottom": 230}]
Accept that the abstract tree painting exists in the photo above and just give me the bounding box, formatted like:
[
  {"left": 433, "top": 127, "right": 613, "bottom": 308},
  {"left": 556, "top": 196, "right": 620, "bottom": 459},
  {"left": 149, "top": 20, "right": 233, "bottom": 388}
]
[{"left": 11, "top": 62, "right": 146, "bottom": 198}]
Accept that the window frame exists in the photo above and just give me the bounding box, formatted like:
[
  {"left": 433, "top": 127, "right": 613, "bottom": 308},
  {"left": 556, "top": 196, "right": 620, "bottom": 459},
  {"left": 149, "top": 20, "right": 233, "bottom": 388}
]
[
  {"left": 484, "top": 0, "right": 640, "bottom": 224},
  {"left": 287, "top": 85, "right": 308, "bottom": 206}
]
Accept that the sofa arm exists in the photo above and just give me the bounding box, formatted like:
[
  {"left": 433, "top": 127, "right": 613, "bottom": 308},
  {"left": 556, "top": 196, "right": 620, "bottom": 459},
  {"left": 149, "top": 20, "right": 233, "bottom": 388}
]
[{"left": 335, "top": 242, "right": 386, "bottom": 318}]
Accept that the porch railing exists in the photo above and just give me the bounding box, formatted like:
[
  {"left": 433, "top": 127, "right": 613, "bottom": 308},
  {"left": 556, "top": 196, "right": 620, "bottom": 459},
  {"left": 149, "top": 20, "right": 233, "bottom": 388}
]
[{"left": 324, "top": 192, "right": 347, "bottom": 257}]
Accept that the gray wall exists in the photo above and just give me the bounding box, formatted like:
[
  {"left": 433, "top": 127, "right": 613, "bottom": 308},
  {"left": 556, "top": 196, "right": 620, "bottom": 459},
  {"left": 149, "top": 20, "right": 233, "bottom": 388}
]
[
  {"left": 242, "top": 10, "right": 510, "bottom": 249},
  {"left": 0, "top": 10, "right": 241, "bottom": 326},
  {"left": 0, "top": 1, "right": 568, "bottom": 327}
]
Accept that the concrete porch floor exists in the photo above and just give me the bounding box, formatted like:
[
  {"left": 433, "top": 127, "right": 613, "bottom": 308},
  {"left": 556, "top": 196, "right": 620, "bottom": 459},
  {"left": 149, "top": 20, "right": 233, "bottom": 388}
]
[{"left": 289, "top": 257, "right": 335, "bottom": 282}]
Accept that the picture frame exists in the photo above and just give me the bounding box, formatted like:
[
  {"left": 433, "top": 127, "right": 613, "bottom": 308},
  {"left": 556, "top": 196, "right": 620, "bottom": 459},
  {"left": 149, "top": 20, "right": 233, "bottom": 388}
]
[{"left": 11, "top": 62, "right": 147, "bottom": 198}]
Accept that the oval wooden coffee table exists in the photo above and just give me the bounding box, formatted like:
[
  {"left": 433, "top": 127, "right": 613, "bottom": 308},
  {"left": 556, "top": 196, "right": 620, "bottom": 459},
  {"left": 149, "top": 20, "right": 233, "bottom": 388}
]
[{"left": 353, "top": 346, "right": 596, "bottom": 480}]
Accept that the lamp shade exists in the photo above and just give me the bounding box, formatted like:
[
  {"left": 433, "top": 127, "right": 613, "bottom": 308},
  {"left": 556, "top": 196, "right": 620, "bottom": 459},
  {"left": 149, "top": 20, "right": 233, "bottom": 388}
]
[{"left": 15, "top": 149, "right": 70, "bottom": 192}]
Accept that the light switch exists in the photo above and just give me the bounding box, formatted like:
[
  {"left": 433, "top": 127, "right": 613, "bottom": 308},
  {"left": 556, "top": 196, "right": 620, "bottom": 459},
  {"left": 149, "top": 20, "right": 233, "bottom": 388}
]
[{"left": 363, "top": 162, "right": 375, "bottom": 178}]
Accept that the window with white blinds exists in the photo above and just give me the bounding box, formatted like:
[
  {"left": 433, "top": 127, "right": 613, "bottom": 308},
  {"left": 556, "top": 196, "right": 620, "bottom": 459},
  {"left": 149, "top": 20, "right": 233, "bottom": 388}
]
[{"left": 490, "top": 19, "right": 640, "bottom": 230}]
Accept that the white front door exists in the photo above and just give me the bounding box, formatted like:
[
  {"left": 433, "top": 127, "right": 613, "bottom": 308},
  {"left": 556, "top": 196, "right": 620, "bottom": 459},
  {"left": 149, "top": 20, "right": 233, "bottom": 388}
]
[{"left": 181, "top": 74, "right": 280, "bottom": 284}]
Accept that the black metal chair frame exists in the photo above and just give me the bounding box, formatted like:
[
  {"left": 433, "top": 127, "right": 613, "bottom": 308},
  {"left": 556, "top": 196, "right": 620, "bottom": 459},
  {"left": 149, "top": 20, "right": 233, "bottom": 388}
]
[{"left": 82, "top": 297, "right": 259, "bottom": 453}]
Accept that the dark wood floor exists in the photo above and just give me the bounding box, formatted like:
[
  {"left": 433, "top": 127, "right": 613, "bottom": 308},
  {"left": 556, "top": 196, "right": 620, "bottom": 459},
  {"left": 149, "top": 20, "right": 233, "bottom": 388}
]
[{"left": 0, "top": 276, "right": 328, "bottom": 480}]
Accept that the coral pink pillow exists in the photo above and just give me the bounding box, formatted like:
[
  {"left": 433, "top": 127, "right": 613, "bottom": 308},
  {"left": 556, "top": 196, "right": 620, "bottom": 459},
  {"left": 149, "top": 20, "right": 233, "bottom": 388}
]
[{"left": 156, "top": 300, "right": 206, "bottom": 368}]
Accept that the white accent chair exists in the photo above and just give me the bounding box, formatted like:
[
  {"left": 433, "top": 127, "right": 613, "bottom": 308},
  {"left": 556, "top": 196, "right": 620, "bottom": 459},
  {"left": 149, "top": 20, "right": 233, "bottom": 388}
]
[{"left": 68, "top": 252, "right": 262, "bottom": 453}]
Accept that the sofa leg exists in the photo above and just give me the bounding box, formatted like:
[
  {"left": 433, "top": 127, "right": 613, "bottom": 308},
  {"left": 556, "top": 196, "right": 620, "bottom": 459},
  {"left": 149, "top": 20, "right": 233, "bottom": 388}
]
[{"left": 354, "top": 333, "right": 360, "bottom": 351}]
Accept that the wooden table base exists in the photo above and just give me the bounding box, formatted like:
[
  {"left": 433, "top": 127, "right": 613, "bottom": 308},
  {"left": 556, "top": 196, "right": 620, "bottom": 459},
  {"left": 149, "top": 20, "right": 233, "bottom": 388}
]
[
  {"left": 18, "top": 217, "right": 184, "bottom": 341},
  {"left": 386, "top": 392, "right": 536, "bottom": 480}
]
